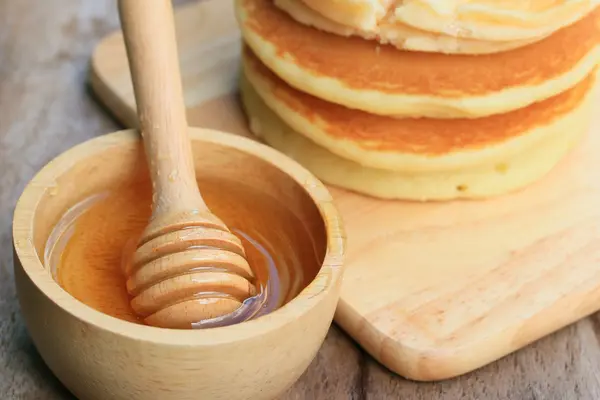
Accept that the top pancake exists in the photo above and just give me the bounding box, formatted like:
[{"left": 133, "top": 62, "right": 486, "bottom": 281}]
[
  {"left": 235, "top": 0, "right": 600, "bottom": 118},
  {"left": 300, "top": 0, "right": 599, "bottom": 41},
  {"left": 276, "top": 0, "right": 542, "bottom": 55}
]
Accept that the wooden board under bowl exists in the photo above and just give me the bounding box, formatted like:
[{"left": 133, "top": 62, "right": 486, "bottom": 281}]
[{"left": 89, "top": 0, "right": 600, "bottom": 381}]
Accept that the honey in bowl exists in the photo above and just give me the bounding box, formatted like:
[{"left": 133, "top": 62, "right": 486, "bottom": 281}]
[{"left": 44, "top": 175, "right": 324, "bottom": 329}]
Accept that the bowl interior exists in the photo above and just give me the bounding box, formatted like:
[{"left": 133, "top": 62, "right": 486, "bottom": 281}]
[{"left": 21, "top": 129, "right": 335, "bottom": 337}]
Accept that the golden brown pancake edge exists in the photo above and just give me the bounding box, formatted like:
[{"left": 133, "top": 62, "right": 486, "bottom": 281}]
[
  {"left": 239, "top": 70, "right": 596, "bottom": 200},
  {"left": 236, "top": 0, "right": 600, "bottom": 118},
  {"left": 242, "top": 45, "right": 597, "bottom": 171}
]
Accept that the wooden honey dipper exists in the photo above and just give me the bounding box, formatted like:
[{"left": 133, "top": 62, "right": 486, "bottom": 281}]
[{"left": 117, "top": 0, "right": 257, "bottom": 328}]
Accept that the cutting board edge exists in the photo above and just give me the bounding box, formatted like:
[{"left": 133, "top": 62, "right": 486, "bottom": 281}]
[{"left": 335, "top": 281, "right": 600, "bottom": 381}]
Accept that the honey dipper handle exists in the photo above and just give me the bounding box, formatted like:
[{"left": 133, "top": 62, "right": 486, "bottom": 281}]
[{"left": 118, "top": 0, "right": 206, "bottom": 213}]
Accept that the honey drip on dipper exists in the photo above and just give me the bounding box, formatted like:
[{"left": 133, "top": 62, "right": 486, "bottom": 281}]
[{"left": 121, "top": 210, "right": 268, "bottom": 328}]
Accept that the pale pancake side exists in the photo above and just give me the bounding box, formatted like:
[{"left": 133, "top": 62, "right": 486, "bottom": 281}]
[
  {"left": 243, "top": 47, "right": 596, "bottom": 172},
  {"left": 394, "top": 0, "right": 600, "bottom": 42},
  {"left": 240, "top": 72, "right": 597, "bottom": 200},
  {"left": 301, "top": 0, "right": 393, "bottom": 30},
  {"left": 276, "top": 0, "right": 543, "bottom": 54},
  {"left": 297, "top": 0, "right": 599, "bottom": 42},
  {"left": 235, "top": 0, "right": 600, "bottom": 118}
]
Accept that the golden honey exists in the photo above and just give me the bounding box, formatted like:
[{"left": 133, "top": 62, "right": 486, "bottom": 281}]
[{"left": 44, "top": 176, "right": 323, "bottom": 328}]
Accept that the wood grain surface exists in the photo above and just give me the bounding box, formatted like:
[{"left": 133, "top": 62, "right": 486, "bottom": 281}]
[{"left": 1, "top": 1, "right": 600, "bottom": 399}]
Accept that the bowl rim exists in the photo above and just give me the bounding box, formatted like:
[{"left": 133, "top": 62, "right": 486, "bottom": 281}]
[{"left": 13, "top": 128, "right": 346, "bottom": 346}]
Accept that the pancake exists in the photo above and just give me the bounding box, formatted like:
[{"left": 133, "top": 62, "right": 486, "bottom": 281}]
[
  {"left": 298, "top": 0, "right": 599, "bottom": 41},
  {"left": 300, "top": 0, "right": 393, "bottom": 31},
  {"left": 276, "top": 0, "right": 544, "bottom": 54},
  {"left": 242, "top": 46, "right": 597, "bottom": 172},
  {"left": 235, "top": 0, "right": 600, "bottom": 118},
  {"left": 239, "top": 71, "right": 597, "bottom": 200},
  {"left": 393, "top": 0, "right": 600, "bottom": 42}
]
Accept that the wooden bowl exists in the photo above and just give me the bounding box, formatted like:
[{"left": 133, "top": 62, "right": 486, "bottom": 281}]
[{"left": 12, "top": 128, "right": 345, "bottom": 400}]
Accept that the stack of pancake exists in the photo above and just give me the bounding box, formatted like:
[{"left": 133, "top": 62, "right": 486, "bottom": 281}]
[{"left": 235, "top": 0, "right": 600, "bottom": 200}]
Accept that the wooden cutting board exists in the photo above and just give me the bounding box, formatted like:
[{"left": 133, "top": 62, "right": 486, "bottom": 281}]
[{"left": 89, "top": 0, "right": 600, "bottom": 381}]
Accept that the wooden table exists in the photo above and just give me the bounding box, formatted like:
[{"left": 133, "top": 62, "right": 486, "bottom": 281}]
[{"left": 1, "top": 1, "right": 599, "bottom": 399}]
